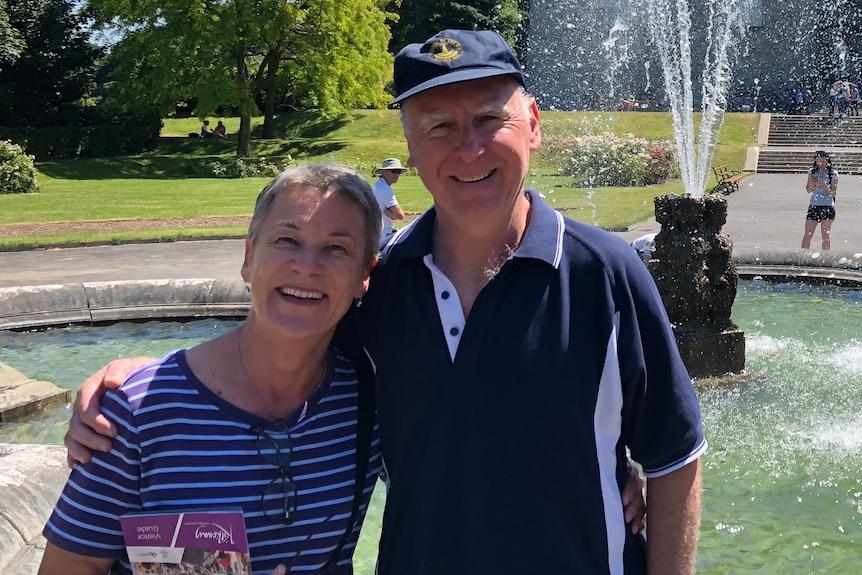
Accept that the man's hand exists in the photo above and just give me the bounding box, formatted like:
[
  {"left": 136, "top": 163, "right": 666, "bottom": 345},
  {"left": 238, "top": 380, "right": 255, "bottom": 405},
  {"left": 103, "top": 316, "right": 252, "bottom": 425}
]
[
  {"left": 622, "top": 464, "right": 646, "bottom": 534},
  {"left": 64, "top": 357, "right": 154, "bottom": 468}
]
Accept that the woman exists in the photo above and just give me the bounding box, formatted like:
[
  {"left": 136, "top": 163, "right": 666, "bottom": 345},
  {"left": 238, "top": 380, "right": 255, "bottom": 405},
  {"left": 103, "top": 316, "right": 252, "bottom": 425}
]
[
  {"left": 39, "top": 163, "right": 383, "bottom": 575},
  {"left": 213, "top": 120, "right": 227, "bottom": 138},
  {"left": 801, "top": 151, "right": 837, "bottom": 250}
]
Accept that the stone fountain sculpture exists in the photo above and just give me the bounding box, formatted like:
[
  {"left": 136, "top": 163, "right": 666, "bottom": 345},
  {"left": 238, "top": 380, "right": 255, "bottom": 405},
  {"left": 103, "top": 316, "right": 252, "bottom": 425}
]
[{"left": 651, "top": 194, "right": 745, "bottom": 378}]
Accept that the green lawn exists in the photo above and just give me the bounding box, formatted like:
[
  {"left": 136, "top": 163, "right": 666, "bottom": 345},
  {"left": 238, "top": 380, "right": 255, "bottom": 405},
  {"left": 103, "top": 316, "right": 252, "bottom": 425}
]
[{"left": 1, "top": 110, "right": 759, "bottom": 249}]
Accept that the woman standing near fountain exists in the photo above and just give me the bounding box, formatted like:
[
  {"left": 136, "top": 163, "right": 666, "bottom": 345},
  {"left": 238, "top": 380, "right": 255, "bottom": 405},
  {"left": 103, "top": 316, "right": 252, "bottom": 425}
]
[
  {"left": 801, "top": 150, "right": 838, "bottom": 250},
  {"left": 38, "top": 163, "right": 384, "bottom": 575}
]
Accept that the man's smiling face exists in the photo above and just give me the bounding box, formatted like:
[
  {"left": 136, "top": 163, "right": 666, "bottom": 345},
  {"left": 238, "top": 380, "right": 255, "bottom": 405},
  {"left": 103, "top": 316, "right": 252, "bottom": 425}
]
[{"left": 401, "top": 76, "right": 541, "bottom": 231}]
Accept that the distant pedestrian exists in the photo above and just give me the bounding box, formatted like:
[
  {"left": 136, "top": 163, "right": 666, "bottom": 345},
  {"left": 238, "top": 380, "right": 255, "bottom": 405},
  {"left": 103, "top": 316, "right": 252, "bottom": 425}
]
[
  {"left": 792, "top": 88, "right": 803, "bottom": 114},
  {"left": 835, "top": 82, "right": 849, "bottom": 117},
  {"left": 371, "top": 158, "right": 408, "bottom": 242},
  {"left": 803, "top": 86, "right": 813, "bottom": 114},
  {"left": 631, "top": 232, "right": 657, "bottom": 265},
  {"left": 801, "top": 151, "right": 837, "bottom": 250}
]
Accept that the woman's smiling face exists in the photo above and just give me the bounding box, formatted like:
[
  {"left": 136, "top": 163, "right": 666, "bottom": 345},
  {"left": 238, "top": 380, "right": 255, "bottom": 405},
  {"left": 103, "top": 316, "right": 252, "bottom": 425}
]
[{"left": 241, "top": 185, "right": 373, "bottom": 343}]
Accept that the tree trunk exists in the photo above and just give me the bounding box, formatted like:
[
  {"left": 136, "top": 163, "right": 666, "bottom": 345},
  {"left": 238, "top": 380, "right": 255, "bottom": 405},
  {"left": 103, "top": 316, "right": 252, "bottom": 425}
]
[
  {"left": 262, "top": 88, "right": 277, "bottom": 139},
  {"left": 236, "top": 113, "right": 251, "bottom": 158},
  {"left": 235, "top": 46, "right": 251, "bottom": 158},
  {"left": 261, "top": 48, "right": 281, "bottom": 140}
]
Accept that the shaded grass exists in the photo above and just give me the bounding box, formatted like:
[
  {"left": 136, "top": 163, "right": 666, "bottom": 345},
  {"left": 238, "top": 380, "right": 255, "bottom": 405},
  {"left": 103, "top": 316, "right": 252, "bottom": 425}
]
[{"left": 2, "top": 110, "right": 759, "bottom": 249}]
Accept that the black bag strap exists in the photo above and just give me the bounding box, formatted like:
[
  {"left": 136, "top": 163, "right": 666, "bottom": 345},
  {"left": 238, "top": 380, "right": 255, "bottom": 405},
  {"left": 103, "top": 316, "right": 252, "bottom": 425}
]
[{"left": 323, "top": 309, "right": 376, "bottom": 574}]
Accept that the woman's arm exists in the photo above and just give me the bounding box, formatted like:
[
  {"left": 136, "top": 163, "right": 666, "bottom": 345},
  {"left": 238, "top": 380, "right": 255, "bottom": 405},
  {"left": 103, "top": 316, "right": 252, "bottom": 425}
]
[
  {"left": 38, "top": 542, "right": 114, "bottom": 575},
  {"left": 806, "top": 174, "right": 817, "bottom": 194}
]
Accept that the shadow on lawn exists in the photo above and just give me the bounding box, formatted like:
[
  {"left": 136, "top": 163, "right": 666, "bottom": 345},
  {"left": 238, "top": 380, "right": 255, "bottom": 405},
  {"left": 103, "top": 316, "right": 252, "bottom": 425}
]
[
  {"left": 254, "top": 113, "right": 352, "bottom": 139},
  {"left": 36, "top": 136, "right": 346, "bottom": 180}
]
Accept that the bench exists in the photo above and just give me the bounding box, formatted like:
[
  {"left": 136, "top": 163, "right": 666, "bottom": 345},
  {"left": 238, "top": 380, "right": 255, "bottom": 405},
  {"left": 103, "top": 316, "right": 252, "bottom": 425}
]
[
  {"left": 711, "top": 164, "right": 742, "bottom": 194},
  {"left": 616, "top": 99, "right": 658, "bottom": 112}
]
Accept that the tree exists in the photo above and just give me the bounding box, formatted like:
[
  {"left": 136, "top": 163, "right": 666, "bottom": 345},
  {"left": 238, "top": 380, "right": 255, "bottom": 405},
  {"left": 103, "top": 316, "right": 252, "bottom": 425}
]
[
  {"left": 0, "top": 2, "right": 25, "bottom": 68},
  {"left": 89, "top": 0, "right": 393, "bottom": 157},
  {"left": 0, "top": 0, "right": 100, "bottom": 127},
  {"left": 388, "top": 0, "right": 523, "bottom": 53}
]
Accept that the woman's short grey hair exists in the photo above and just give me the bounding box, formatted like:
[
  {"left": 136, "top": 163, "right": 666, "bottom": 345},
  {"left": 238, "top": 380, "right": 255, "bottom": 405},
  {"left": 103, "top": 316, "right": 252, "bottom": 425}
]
[{"left": 248, "top": 163, "right": 382, "bottom": 266}]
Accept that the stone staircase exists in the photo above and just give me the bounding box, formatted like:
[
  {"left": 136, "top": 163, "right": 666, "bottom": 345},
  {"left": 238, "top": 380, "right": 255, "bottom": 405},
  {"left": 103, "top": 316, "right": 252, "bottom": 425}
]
[{"left": 756, "top": 114, "right": 862, "bottom": 174}]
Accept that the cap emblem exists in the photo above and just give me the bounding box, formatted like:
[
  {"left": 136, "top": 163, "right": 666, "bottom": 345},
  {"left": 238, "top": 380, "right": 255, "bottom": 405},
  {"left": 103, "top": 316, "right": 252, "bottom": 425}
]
[{"left": 429, "top": 38, "right": 463, "bottom": 62}]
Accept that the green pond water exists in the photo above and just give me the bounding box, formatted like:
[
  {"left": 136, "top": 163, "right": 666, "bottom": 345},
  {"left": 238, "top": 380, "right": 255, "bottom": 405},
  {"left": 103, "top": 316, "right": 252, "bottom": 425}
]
[{"left": 1, "top": 280, "right": 860, "bottom": 573}]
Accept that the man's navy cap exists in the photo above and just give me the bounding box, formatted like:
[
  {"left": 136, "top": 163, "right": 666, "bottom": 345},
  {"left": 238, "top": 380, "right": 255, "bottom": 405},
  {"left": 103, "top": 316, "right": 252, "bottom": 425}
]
[{"left": 390, "top": 29, "right": 525, "bottom": 106}]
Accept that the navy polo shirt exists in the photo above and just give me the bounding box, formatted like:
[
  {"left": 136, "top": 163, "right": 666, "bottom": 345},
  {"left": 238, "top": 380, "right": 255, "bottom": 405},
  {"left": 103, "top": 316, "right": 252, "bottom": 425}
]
[{"left": 360, "top": 191, "right": 707, "bottom": 574}]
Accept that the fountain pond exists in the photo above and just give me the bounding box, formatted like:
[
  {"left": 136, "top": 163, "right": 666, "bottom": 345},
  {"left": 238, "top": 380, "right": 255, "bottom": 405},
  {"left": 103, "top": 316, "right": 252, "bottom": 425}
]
[{"left": 1, "top": 281, "right": 860, "bottom": 573}]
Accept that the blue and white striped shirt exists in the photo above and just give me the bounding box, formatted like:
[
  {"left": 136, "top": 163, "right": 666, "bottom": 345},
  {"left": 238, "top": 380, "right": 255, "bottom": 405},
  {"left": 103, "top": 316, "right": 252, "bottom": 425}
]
[{"left": 44, "top": 348, "right": 382, "bottom": 575}]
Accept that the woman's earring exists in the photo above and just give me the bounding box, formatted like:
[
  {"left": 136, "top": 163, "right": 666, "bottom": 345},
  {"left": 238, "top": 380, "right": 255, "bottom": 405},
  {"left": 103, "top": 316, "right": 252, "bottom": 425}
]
[
  {"left": 354, "top": 297, "right": 363, "bottom": 309},
  {"left": 244, "top": 283, "right": 251, "bottom": 293}
]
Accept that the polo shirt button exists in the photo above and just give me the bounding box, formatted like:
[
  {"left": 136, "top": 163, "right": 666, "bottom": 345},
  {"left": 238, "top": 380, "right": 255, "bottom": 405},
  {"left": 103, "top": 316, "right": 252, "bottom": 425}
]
[
  {"left": 441, "top": 291, "right": 450, "bottom": 300},
  {"left": 449, "top": 327, "right": 459, "bottom": 336}
]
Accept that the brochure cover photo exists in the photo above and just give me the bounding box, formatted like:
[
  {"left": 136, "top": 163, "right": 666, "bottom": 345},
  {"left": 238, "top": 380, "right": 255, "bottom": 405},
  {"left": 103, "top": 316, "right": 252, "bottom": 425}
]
[{"left": 120, "top": 509, "right": 251, "bottom": 575}]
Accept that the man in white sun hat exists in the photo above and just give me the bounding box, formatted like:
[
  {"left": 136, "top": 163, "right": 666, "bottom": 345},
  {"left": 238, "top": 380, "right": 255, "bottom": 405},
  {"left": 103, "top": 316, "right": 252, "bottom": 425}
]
[{"left": 372, "top": 157, "right": 408, "bottom": 242}]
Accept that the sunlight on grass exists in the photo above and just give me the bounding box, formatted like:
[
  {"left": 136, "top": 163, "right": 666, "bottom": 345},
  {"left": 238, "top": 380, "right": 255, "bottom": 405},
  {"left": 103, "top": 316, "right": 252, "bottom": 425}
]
[
  {"left": 0, "top": 110, "right": 759, "bottom": 249},
  {"left": 0, "top": 227, "right": 249, "bottom": 250}
]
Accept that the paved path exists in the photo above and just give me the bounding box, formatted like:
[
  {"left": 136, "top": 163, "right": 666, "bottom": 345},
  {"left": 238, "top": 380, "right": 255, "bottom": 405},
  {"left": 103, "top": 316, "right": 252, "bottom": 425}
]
[
  {"left": 1, "top": 173, "right": 861, "bottom": 289},
  {"left": 617, "top": 173, "right": 862, "bottom": 251}
]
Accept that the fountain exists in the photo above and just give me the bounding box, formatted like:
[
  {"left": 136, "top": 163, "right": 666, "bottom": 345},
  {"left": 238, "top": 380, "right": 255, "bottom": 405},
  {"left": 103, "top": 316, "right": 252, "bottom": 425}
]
[
  {"left": 644, "top": 0, "right": 747, "bottom": 378},
  {"left": 526, "top": 2, "right": 862, "bottom": 112},
  {"left": 526, "top": 0, "right": 750, "bottom": 376}
]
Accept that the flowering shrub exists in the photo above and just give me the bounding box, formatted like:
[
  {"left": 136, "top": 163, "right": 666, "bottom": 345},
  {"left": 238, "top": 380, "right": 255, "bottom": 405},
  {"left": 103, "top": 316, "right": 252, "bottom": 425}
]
[
  {"left": 206, "top": 156, "right": 291, "bottom": 178},
  {"left": 0, "top": 140, "right": 39, "bottom": 194},
  {"left": 539, "top": 133, "right": 678, "bottom": 187}
]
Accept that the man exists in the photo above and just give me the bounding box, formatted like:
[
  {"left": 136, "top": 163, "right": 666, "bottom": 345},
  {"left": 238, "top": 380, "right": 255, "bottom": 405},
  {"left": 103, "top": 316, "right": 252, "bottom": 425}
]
[
  {"left": 371, "top": 158, "right": 407, "bottom": 241},
  {"left": 359, "top": 29, "right": 705, "bottom": 574},
  {"left": 68, "top": 29, "right": 703, "bottom": 575},
  {"left": 631, "top": 232, "right": 657, "bottom": 265}
]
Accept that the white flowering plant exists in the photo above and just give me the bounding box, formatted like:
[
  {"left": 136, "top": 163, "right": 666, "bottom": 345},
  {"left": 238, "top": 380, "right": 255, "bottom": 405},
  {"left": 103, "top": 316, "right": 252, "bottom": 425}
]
[
  {"left": 0, "top": 140, "right": 39, "bottom": 194},
  {"left": 539, "top": 133, "right": 679, "bottom": 187}
]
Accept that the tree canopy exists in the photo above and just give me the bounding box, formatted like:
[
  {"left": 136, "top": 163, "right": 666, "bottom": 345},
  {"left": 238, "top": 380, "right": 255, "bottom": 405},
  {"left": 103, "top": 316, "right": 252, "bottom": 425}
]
[
  {"left": 387, "top": 0, "right": 523, "bottom": 53},
  {"left": 90, "top": 0, "right": 394, "bottom": 157},
  {"left": 0, "top": 2, "right": 25, "bottom": 68},
  {"left": 0, "top": 0, "right": 100, "bottom": 127}
]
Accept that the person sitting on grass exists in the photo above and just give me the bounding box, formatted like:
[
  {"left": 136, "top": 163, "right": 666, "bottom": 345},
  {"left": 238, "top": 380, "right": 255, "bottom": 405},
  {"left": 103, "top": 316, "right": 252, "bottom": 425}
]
[{"left": 213, "top": 120, "right": 227, "bottom": 138}]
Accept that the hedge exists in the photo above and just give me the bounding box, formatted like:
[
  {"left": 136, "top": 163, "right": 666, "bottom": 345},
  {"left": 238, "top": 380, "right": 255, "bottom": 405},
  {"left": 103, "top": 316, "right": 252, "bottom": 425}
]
[{"left": 0, "top": 116, "right": 162, "bottom": 160}]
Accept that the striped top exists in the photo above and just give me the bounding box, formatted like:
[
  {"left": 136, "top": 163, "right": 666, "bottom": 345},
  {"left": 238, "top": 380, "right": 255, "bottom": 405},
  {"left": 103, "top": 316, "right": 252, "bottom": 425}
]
[{"left": 43, "top": 348, "right": 382, "bottom": 575}]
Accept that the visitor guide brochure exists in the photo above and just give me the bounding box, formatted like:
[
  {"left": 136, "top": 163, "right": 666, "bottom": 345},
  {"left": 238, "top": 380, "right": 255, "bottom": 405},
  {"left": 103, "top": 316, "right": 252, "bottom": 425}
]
[{"left": 120, "top": 508, "right": 251, "bottom": 575}]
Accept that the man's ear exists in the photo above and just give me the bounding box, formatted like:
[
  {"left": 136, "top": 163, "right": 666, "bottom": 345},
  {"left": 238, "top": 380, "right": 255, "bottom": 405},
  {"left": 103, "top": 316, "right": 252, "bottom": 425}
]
[{"left": 529, "top": 97, "right": 542, "bottom": 151}]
